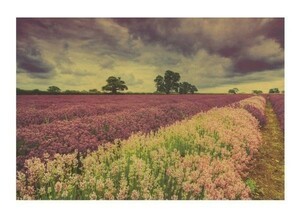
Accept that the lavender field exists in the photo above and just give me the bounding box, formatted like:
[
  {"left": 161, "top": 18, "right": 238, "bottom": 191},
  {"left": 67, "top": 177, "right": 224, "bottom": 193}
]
[
  {"left": 17, "top": 94, "right": 250, "bottom": 169},
  {"left": 16, "top": 94, "right": 278, "bottom": 200}
]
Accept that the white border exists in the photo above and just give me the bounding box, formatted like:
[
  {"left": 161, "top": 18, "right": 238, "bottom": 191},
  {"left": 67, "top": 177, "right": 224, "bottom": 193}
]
[{"left": 1, "top": 0, "right": 300, "bottom": 221}]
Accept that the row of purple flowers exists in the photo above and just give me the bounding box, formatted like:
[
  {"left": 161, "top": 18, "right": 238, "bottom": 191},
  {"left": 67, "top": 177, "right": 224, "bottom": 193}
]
[
  {"left": 17, "top": 95, "right": 250, "bottom": 169},
  {"left": 269, "top": 94, "right": 284, "bottom": 131}
]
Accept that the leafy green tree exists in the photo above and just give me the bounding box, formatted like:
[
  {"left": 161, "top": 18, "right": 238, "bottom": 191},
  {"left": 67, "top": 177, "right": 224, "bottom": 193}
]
[
  {"left": 179, "top": 82, "right": 198, "bottom": 94},
  {"left": 228, "top": 88, "right": 239, "bottom": 94},
  {"left": 252, "top": 90, "right": 263, "bottom": 94},
  {"left": 190, "top": 85, "right": 198, "bottom": 94},
  {"left": 154, "top": 70, "right": 181, "bottom": 94},
  {"left": 269, "top": 88, "right": 280, "bottom": 93},
  {"left": 89, "top": 89, "right": 100, "bottom": 94},
  {"left": 102, "top": 76, "right": 128, "bottom": 94},
  {"left": 47, "top": 86, "right": 61, "bottom": 93},
  {"left": 154, "top": 75, "right": 165, "bottom": 93},
  {"left": 164, "top": 70, "right": 180, "bottom": 94},
  {"left": 32, "top": 89, "right": 41, "bottom": 93}
]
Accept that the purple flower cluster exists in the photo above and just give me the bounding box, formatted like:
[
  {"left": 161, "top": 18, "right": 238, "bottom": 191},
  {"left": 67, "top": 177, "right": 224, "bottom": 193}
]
[
  {"left": 17, "top": 95, "right": 164, "bottom": 127},
  {"left": 243, "top": 105, "right": 266, "bottom": 127},
  {"left": 269, "top": 94, "right": 284, "bottom": 131},
  {"left": 17, "top": 94, "right": 250, "bottom": 169}
]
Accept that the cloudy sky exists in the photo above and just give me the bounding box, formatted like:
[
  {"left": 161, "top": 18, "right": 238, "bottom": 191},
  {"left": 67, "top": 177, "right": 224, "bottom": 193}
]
[{"left": 17, "top": 18, "right": 284, "bottom": 93}]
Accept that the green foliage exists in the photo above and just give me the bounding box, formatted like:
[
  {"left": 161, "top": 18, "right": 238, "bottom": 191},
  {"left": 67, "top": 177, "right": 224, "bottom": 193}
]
[
  {"left": 269, "top": 88, "right": 280, "bottom": 93},
  {"left": 47, "top": 86, "right": 61, "bottom": 93},
  {"left": 154, "top": 70, "right": 197, "bottom": 94},
  {"left": 252, "top": 90, "right": 263, "bottom": 94},
  {"left": 154, "top": 75, "right": 165, "bottom": 93},
  {"left": 154, "top": 70, "right": 181, "bottom": 94},
  {"left": 102, "top": 76, "right": 128, "bottom": 94},
  {"left": 179, "top": 82, "right": 198, "bottom": 94},
  {"left": 89, "top": 89, "right": 100, "bottom": 94},
  {"left": 245, "top": 178, "right": 257, "bottom": 194},
  {"left": 164, "top": 70, "right": 181, "bottom": 94},
  {"left": 32, "top": 89, "right": 41, "bottom": 93},
  {"left": 64, "top": 90, "right": 80, "bottom": 94},
  {"left": 228, "top": 88, "right": 239, "bottom": 94}
]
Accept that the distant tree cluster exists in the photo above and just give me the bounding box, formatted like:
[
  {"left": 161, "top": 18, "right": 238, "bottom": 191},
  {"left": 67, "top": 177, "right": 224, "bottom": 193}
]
[
  {"left": 228, "top": 88, "right": 239, "bottom": 94},
  {"left": 252, "top": 90, "right": 263, "bottom": 94},
  {"left": 154, "top": 70, "right": 198, "bottom": 94},
  {"left": 47, "top": 86, "right": 61, "bottom": 93},
  {"left": 269, "top": 88, "right": 280, "bottom": 93},
  {"left": 89, "top": 89, "right": 100, "bottom": 94},
  {"left": 179, "top": 82, "right": 198, "bottom": 94},
  {"left": 17, "top": 87, "right": 102, "bottom": 95}
]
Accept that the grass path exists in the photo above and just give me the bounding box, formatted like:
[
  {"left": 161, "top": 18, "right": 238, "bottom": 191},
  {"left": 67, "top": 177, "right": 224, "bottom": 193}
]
[{"left": 249, "top": 101, "right": 284, "bottom": 200}]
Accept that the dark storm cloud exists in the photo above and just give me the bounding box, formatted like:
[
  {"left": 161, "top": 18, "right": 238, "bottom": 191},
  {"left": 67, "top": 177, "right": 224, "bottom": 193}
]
[
  {"left": 263, "top": 18, "right": 284, "bottom": 48},
  {"left": 17, "top": 46, "right": 54, "bottom": 79},
  {"left": 17, "top": 18, "right": 104, "bottom": 41},
  {"left": 233, "top": 58, "right": 284, "bottom": 74},
  {"left": 17, "top": 18, "right": 141, "bottom": 59},
  {"left": 114, "top": 18, "right": 197, "bottom": 55},
  {"left": 115, "top": 18, "right": 284, "bottom": 74}
]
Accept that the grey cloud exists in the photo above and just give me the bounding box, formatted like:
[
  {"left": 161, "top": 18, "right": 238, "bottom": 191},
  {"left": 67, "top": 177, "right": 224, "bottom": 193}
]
[
  {"left": 99, "top": 56, "right": 115, "bottom": 69},
  {"left": 148, "top": 56, "right": 181, "bottom": 67},
  {"left": 115, "top": 18, "right": 284, "bottom": 74},
  {"left": 122, "top": 73, "right": 144, "bottom": 86},
  {"left": 59, "top": 67, "right": 97, "bottom": 76},
  {"left": 17, "top": 45, "right": 54, "bottom": 79},
  {"left": 17, "top": 18, "right": 136, "bottom": 58},
  {"left": 198, "top": 69, "right": 283, "bottom": 89},
  {"left": 233, "top": 58, "right": 283, "bottom": 74},
  {"left": 55, "top": 42, "right": 74, "bottom": 67}
]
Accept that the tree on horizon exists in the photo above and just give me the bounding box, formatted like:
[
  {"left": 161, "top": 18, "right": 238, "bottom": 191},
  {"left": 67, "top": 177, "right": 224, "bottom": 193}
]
[
  {"left": 269, "top": 88, "right": 280, "bottom": 93},
  {"left": 228, "top": 88, "right": 239, "bottom": 94},
  {"left": 102, "top": 76, "right": 128, "bottom": 94},
  {"left": 47, "top": 86, "right": 61, "bottom": 93},
  {"left": 154, "top": 70, "right": 181, "bottom": 94},
  {"left": 179, "top": 82, "right": 198, "bottom": 94}
]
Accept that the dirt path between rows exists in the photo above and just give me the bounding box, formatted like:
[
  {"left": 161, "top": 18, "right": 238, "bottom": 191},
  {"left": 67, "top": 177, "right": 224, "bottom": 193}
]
[{"left": 249, "top": 101, "right": 284, "bottom": 200}]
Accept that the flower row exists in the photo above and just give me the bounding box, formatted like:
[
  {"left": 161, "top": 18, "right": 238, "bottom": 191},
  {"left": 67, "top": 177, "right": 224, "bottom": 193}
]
[
  {"left": 269, "top": 94, "right": 284, "bottom": 131},
  {"left": 235, "top": 96, "right": 266, "bottom": 127},
  {"left": 17, "top": 95, "right": 250, "bottom": 127}
]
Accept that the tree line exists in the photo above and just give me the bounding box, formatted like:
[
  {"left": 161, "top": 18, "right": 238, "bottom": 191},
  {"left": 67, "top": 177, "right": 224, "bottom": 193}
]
[
  {"left": 154, "top": 70, "right": 198, "bottom": 94},
  {"left": 17, "top": 70, "right": 198, "bottom": 95},
  {"left": 101, "top": 70, "right": 198, "bottom": 94},
  {"left": 228, "top": 88, "right": 283, "bottom": 94},
  {"left": 17, "top": 70, "right": 284, "bottom": 95}
]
